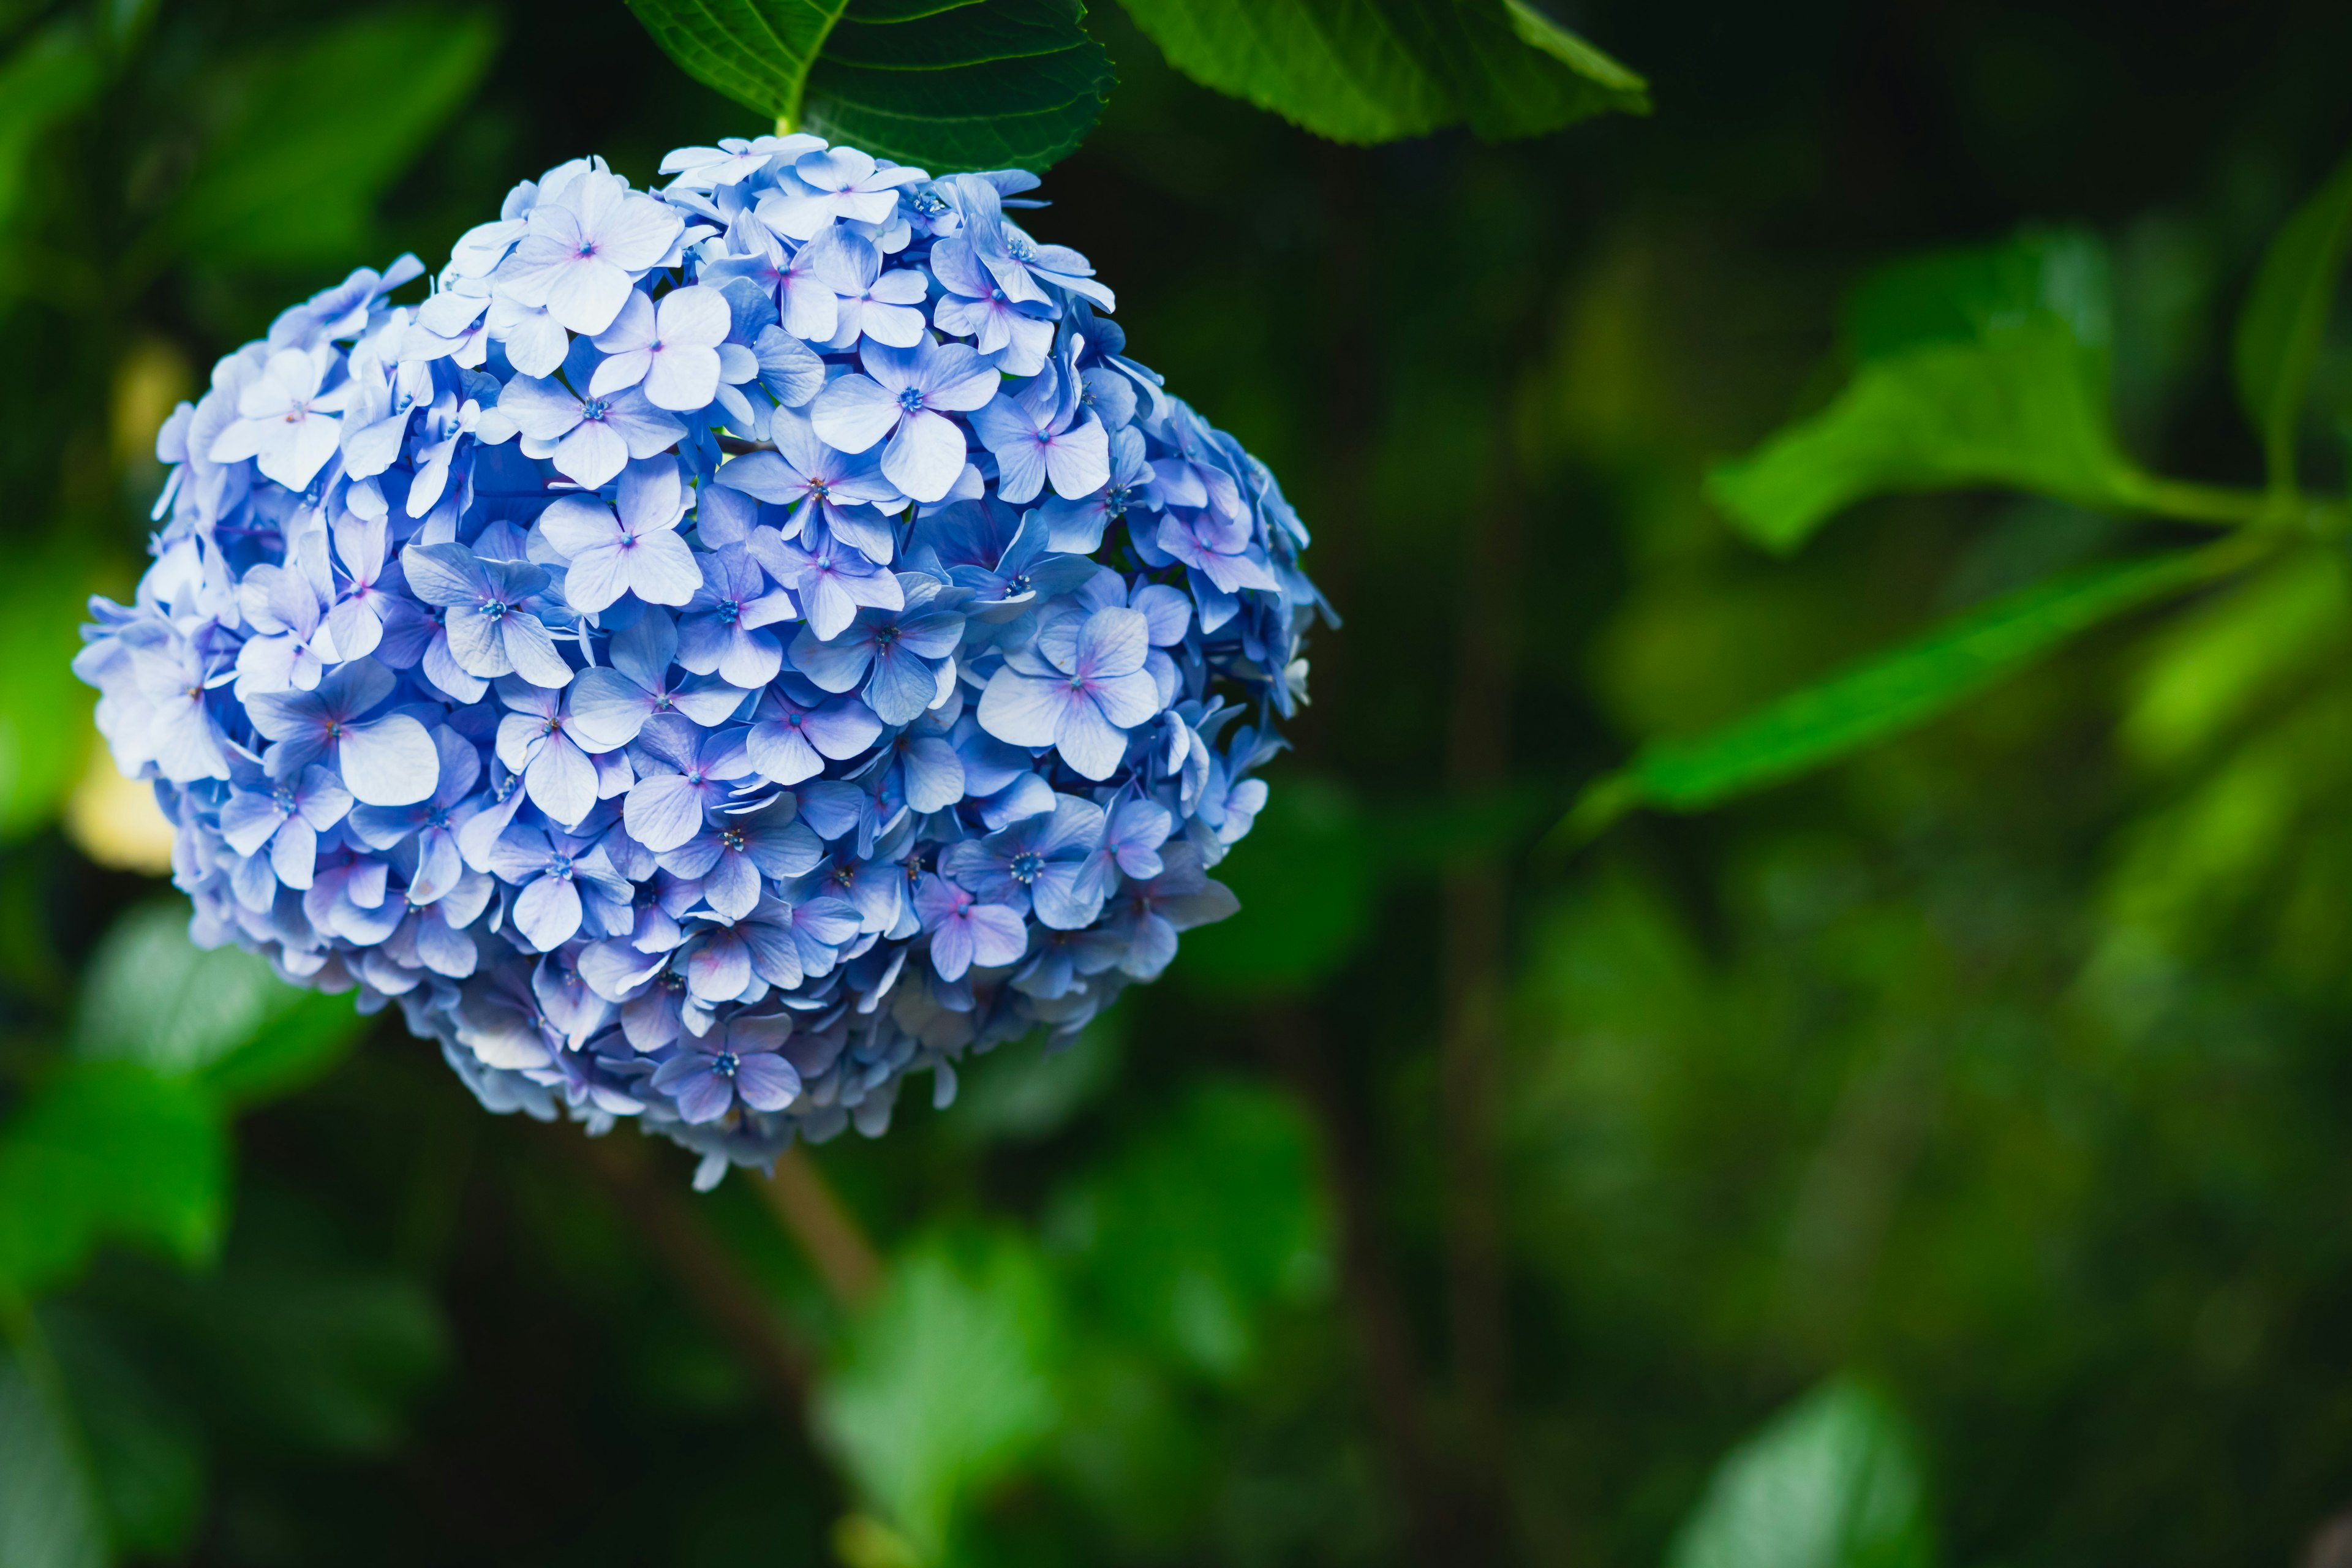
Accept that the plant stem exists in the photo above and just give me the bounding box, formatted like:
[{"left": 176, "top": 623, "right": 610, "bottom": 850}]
[{"left": 760, "top": 1147, "right": 884, "bottom": 1307}]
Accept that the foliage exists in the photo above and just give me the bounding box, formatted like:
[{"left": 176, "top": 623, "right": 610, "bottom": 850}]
[
  {"left": 626, "top": 0, "right": 1645, "bottom": 170},
  {"left": 624, "top": 0, "right": 1117, "bottom": 171},
  {"left": 5, "top": 1, "right": 2352, "bottom": 1566}
]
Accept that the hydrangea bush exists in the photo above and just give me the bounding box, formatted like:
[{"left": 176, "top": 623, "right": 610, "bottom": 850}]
[{"left": 76, "top": 137, "right": 1325, "bottom": 1185}]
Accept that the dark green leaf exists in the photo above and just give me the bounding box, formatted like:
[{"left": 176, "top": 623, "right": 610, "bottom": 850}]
[
  {"left": 623, "top": 0, "right": 852, "bottom": 128},
  {"left": 816, "top": 1230, "right": 1061, "bottom": 1556},
  {"left": 154, "top": 1266, "right": 445, "bottom": 1454},
  {"left": 153, "top": 7, "right": 496, "bottom": 269},
  {"left": 1667, "top": 1377, "right": 1933, "bottom": 1568},
  {"left": 0, "top": 1062, "right": 226, "bottom": 1300},
  {"left": 632, "top": 0, "right": 1112, "bottom": 172},
  {"left": 1046, "top": 1080, "right": 1329, "bottom": 1379},
  {"left": 803, "top": 0, "right": 1115, "bottom": 172},
  {"left": 1844, "top": 228, "right": 2111, "bottom": 361},
  {"left": 1715, "top": 232, "right": 2144, "bottom": 553},
  {"left": 0, "top": 1336, "right": 106, "bottom": 1568},
  {"left": 1559, "top": 546, "right": 2242, "bottom": 843},
  {"left": 0, "top": 21, "right": 100, "bottom": 243},
  {"left": 2232, "top": 147, "right": 2352, "bottom": 491},
  {"left": 45, "top": 1308, "right": 205, "bottom": 1558},
  {"left": 1111, "top": 0, "right": 1450, "bottom": 143},
  {"left": 1176, "top": 774, "right": 1375, "bottom": 997},
  {"left": 75, "top": 900, "right": 365, "bottom": 1106},
  {"left": 1115, "top": 0, "right": 1642, "bottom": 145}
]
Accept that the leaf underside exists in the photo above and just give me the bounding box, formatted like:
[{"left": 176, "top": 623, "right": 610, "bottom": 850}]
[{"left": 630, "top": 0, "right": 1113, "bottom": 172}]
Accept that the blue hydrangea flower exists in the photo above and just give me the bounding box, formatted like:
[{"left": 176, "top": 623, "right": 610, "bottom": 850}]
[{"left": 77, "top": 138, "right": 1328, "bottom": 1188}]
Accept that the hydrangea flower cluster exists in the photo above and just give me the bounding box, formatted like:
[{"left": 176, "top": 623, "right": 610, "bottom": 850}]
[{"left": 76, "top": 137, "right": 1325, "bottom": 1186}]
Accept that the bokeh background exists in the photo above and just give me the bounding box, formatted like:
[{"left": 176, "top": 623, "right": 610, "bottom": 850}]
[{"left": 6, "top": 0, "right": 2352, "bottom": 1563}]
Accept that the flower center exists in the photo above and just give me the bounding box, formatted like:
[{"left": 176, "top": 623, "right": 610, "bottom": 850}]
[
  {"left": 1009, "top": 851, "right": 1043, "bottom": 883},
  {"left": 581, "top": 398, "right": 610, "bottom": 422},
  {"left": 479, "top": 597, "right": 508, "bottom": 620},
  {"left": 713, "top": 1050, "right": 739, "bottom": 1077},
  {"left": 895, "top": 386, "right": 926, "bottom": 413},
  {"left": 547, "top": 854, "right": 573, "bottom": 880},
  {"left": 722, "top": 827, "right": 747, "bottom": 852}
]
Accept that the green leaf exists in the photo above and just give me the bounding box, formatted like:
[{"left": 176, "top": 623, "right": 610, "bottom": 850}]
[
  {"left": 816, "top": 1230, "right": 1061, "bottom": 1557},
  {"left": 1667, "top": 1377, "right": 1933, "bottom": 1568},
  {"left": 623, "top": 0, "right": 853, "bottom": 128},
  {"left": 45, "top": 1308, "right": 205, "bottom": 1558},
  {"left": 153, "top": 1266, "right": 445, "bottom": 1455},
  {"left": 805, "top": 0, "right": 1117, "bottom": 172},
  {"left": 0, "top": 1061, "right": 226, "bottom": 1301},
  {"left": 0, "top": 540, "right": 108, "bottom": 840},
  {"left": 1114, "top": 0, "right": 1642, "bottom": 145},
  {"left": 75, "top": 900, "right": 365, "bottom": 1105},
  {"left": 631, "top": 0, "right": 1114, "bottom": 173},
  {"left": 0, "top": 21, "right": 100, "bottom": 243},
  {"left": 1046, "top": 1079, "right": 1329, "bottom": 1379},
  {"left": 0, "top": 1336, "right": 107, "bottom": 1568},
  {"left": 2232, "top": 147, "right": 2352, "bottom": 492},
  {"left": 1559, "top": 546, "right": 2242, "bottom": 843},
  {"left": 1714, "top": 232, "right": 2148, "bottom": 554},
  {"left": 153, "top": 7, "right": 496, "bottom": 269},
  {"left": 1176, "top": 774, "right": 1376, "bottom": 996}
]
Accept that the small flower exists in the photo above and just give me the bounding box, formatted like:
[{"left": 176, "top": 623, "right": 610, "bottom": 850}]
[
  {"left": 650, "top": 1012, "right": 804, "bottom": 1123},
  {"left": 744, "top": 679, "right": 883, "bottom": 786},
  {"left": 914, "top": 874, "right": 1027, "bottom": 981},
  {"left": 786, "top": 574, "right": 966, "bottom": 726},
  {"left": 677, "top": 545, "right": 799, "bottom": 688},
  {"left": 401, "top": 543, "right": 577, "bottom": 688},
  {"left": 971, "top": 361, "right": 1110, "bottom": 505},
  {"left": 622, "top": 713, "right": 753, "bottom": 853},
  {"left": 495, "top": 166, "right": 684, "bottom": 335},
  {"left": 940, "top": 792, "right": 1104, "bottom": 928},
  {"left": 808, "top": 333, "right": 1001, "bottom": 504},
  {"left": 589, "top": 284, "right": 731, "bottom": 411},
  {"left": 493, "top": 674, "right": 623, "bottom": 830},
  {"left": 245, "top": 658, "right": 439, "bottom": 807},
  {"left": 761, "top": 148, "right": 928, "bottom": 238},
  {"left": 498, "top": 365, "right": 687, "bottom": 489},
  {"left": 209, "top": 346, "right": 352, "bottom": 490},
  {"left": 716, "top": 409, "right": 904, "bottom": 560},
  {"left": 219, "top": 764, "right": 353, "bottom": 899},
  {"left": 533, "top": 455, "right": 701, "bottom": 613},
  {"left": 977, "top": 605, "right": 1163, "bottom": 780},
  {"left": 565, "top": 608, "right": 742, "bottom": 750}
]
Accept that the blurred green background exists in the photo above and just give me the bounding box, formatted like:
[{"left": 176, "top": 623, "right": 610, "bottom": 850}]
[{"left": 6, "top": 0, "right": 2352, "bottom": 1564}]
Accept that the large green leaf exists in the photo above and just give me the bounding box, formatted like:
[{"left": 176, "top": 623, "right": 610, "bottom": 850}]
[
  {"left": 0, "top": 1337, "right": 107, "bottom": 1568},
  {"left": 1710, "top": 319, "right": 2146, "bottom": 554},
  {"left": 2232, "top": 146, "right": 2352, "bottom": 491},
  {"left": 75, "top": 900, "right": 364, "bottom": 1106},
  {"left": 1115, "top": 0, "right": 1642, "bottom": 145},
  {"left": 630, "top": 0, "right": 1114, "bottom": 172},
  {"left": 806, "top": 0, "right": 1116, "bottom": 171},
  {"left": 0, "top": 1062, "right": 226, "bottom": 1302},
  {"left": 1667, "top": 1378, "right": 1934, "bottom": 1568},
  {"left": 152, "top": 7, "right": 496, "bottom": 270},
  {"left": 1046, "top": 1079, "right": 1329, "bottom": 1380},
  {"left": 1559, "top": 546, "right": 2243, "bottom": 842},
  {"left": 816, "top": 1230, "right": 1061, "bottom": 1558},
  {"left": 1714, "top": 232, "right": 2147, "bottom": 554}
]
